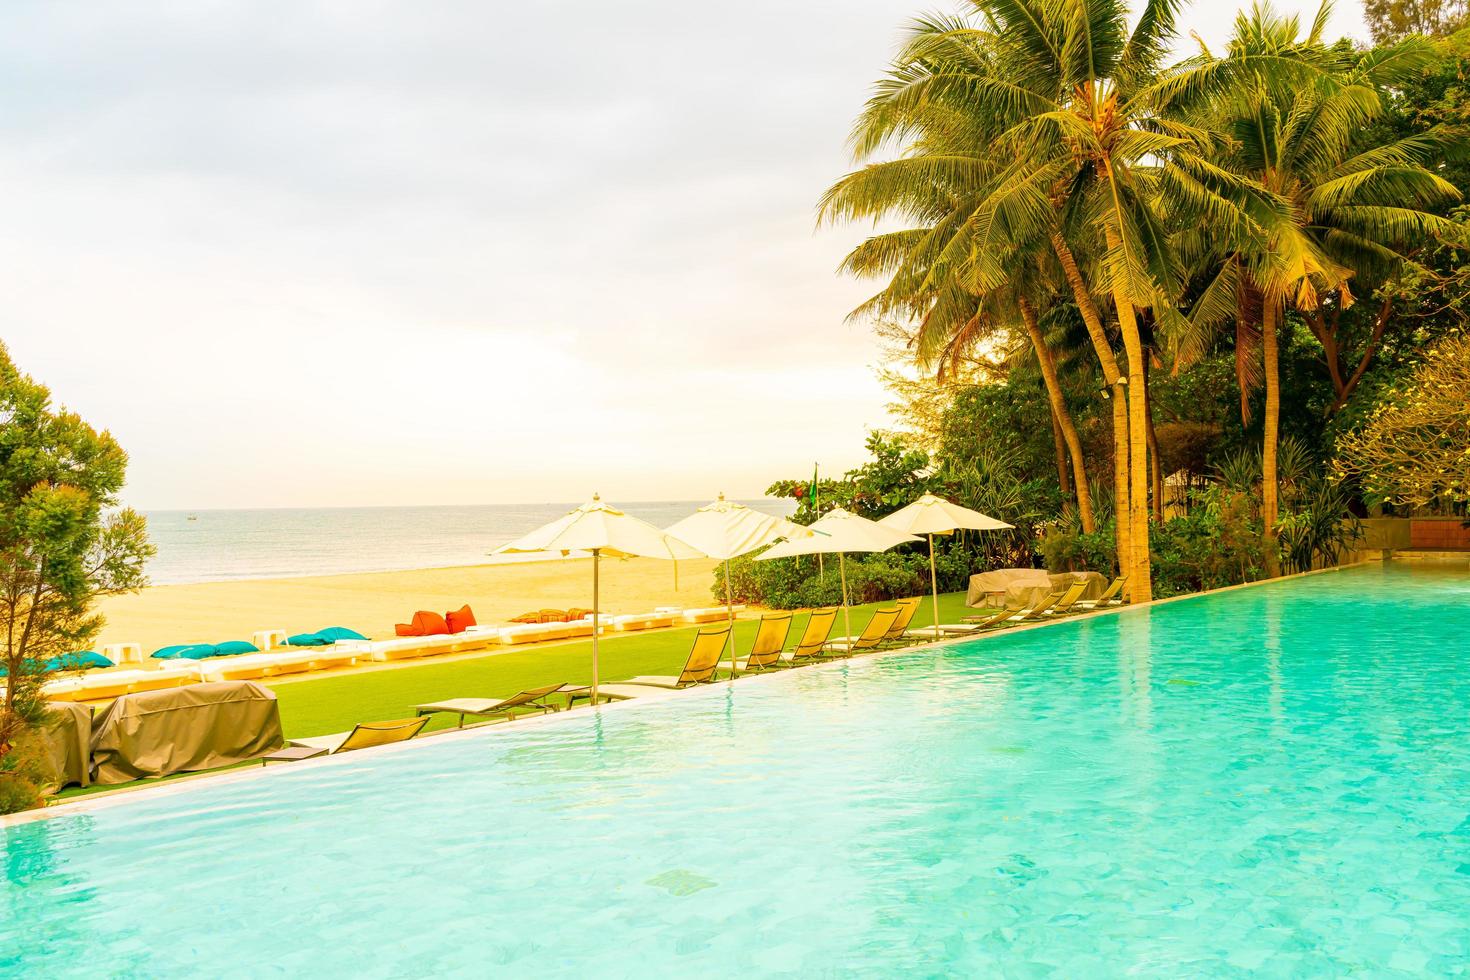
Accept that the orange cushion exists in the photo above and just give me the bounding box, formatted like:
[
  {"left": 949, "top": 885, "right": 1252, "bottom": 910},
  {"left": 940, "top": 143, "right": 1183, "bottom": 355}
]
[
  {"left": 445, "top": 604, "right": 476, "bottom": 633},
  {"left": 567, "top": 607, "right": 592, "bottom": 621},
  {"left": 410, "top": 611, "right": 450, "bottom": 636},
  {"left": 511, "top": 611, "right": 540, "bottom": 624},
  {"left": 538, "top": 609, "right": 568, "bottom": 623},
  {"left": 395, "top": 622, "right": 422, "bottom": 637}
]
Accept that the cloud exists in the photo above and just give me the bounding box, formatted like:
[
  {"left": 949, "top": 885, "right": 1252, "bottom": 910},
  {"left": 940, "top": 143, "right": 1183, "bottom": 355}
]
[{"left": 0, "top": 0, "right": 1366, "bottom": 509}]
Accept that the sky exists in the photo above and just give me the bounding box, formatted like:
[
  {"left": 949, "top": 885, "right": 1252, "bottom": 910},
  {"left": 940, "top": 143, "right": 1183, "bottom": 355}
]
[{"left": 0, "top": 0, "right": 1367, "bottom": 511}]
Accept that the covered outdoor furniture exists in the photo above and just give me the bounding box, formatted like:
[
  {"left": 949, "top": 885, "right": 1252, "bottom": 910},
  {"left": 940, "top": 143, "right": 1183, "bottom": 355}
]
[
  {"left": 414, "top": 683, "right": 570, "bottom": 727},
  {"left": 966, "top": 568, "right": 1054, "bottom": 609},
  {"left": 1049, "top": 570, "right": 1110, "bottom": 603},
  {"left": 35, "top": 701, "right": 93, "bottom": 792},
  {"left": 89, "top": 681, "right": 285, "bottom": 785},
  {"left": 263, "top": 717, "right": 429, "bottom": 763}
]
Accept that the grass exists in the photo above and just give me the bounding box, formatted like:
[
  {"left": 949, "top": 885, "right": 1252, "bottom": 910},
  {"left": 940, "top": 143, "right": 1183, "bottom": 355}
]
[
  {"left": 271, "top": 592, "right": 976, "bottom": 737},
  {"left": 51, "top": 593, "right": 975, "bottom": 803}
]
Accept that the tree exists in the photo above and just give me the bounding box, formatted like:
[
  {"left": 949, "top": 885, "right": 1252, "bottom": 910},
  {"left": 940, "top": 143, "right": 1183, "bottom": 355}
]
[
  {"left": 1364, "top": 0, "right": 1468, "bottom": 41},
  {"left": 1334, "top": 331, "right": 1470, "bottom": 508},
  {"left": 1184, "top": 5, "right": 1457, "bottom": 571},
  {"left": 0, "top": 342, "right": 152, "bottom": 810}
]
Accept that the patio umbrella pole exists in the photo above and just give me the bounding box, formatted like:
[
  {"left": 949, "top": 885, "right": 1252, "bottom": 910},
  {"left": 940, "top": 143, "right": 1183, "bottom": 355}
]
[
  {"left": 929, "top": 533, "right": 941, "bottom": 641},
  {"left": 725, "top": 558, "right": 735, "bottom": 680},
  {"left": 839, "top": 552, "right": 852, "bottom": 643},
  {"left": 592, "top": 548, "right": 601, "bottom": 705}
]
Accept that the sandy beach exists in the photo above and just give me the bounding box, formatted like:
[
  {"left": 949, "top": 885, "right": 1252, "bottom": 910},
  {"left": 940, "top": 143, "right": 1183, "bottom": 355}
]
[{"left": 96, "top": 556, "right": 724, "bottom": 653}]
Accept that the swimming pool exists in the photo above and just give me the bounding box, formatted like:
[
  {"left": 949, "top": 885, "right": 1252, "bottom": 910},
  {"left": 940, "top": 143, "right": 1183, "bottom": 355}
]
[{"left": 4, "top": 563, "right": 1468, "bottom": 975}]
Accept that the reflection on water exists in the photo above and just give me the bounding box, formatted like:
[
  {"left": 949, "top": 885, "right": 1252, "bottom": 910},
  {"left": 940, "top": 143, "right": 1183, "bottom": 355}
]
[{"left": 3, "top": 563, "right": 1469, "bottom": 975}]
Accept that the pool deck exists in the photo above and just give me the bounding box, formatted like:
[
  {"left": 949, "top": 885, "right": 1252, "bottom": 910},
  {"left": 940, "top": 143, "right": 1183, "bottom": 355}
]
[{"left": 0, "top": 560, "right": 1388, "bottom": 828}]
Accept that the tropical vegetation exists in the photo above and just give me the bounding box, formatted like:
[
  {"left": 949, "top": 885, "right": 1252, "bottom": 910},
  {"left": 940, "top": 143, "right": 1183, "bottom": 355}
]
[
  {"left": 0, "top": 343, "right": 153, "bottom": 813},
  {"left": 727, "top": 0, "right": 1470, "bottom": 610}
]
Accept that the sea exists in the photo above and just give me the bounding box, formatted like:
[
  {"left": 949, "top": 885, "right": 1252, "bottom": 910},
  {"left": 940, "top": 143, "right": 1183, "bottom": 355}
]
[{"left": 140, "top": 500, "right": 797, "bottom": 585}]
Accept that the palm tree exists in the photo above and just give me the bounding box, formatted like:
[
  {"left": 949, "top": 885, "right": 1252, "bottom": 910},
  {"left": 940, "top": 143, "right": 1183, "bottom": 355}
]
[
  {"left": 1184, "top": 3, "right": 1458, "bottom": 572},
  {"left": 843, "top": 0, "right": 1305, "bottom": 600},
  {"left": 828, "top": 192, "right": 1100, "bottom": 533}
]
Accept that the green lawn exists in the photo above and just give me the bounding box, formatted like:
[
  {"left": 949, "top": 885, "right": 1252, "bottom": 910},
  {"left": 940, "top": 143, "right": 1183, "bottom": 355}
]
[
  {"left": 271, "top": 592, "right": 976, "bottom": 738},
  {"left": 53, "top": 593, "right": 976, "bottom": 802}
]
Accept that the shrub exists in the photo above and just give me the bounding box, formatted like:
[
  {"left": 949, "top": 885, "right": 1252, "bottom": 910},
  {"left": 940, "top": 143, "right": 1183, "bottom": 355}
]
[{"left": 1041, "top": 522, "right": 1117, "bottom": 575}]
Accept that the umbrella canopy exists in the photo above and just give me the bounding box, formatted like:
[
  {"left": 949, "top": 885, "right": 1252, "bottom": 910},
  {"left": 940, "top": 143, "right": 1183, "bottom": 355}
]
[
  {"left": 498, "top": 496, "right": 701, "bottom": 561},
  {"left": 758, "top": 508, "right": 920, "bottom": 641},
  {"left": 877, "top": 493, "right": 1014, "bottom": 640},
  {"left": 665, "top": 494, "right": 812, "bottom": 678},
  {"left": 665, "top": 494, "right": 805, "bottom": 561},
  {"left": 496, "top": 495, "right": 701, "bottom": 702},
  {"left": 876, "top": 493, "right": 1013, "bottom": 536}
]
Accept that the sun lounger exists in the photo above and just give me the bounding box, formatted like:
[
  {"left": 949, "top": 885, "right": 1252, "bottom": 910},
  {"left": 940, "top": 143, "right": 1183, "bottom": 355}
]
[
  {"left": 728, "top": 612, "right": 794, "bottom": 675},
  {"left": 823, "top": 607, "right": 903, "bottom": 656},
  {"left": 366, "top": 635, "right": 460, "bottom": 662},
  {"left": 962, "top": 591, "right": 1062, "bottom": 629},
  {"left": 262, "top": 716, "right": 430, "bottom": 763},
  {"left": 780, "top": 607, "right": 839, "bottom": 664},
  {"left": 681, "top": 606, "right": 743, "bottom": 624},
  {"left": 414, "top": 683, "right": 570, "bottom": 727},
  {"left": 497, "top": 622, "right": 573, "bottom": 645},
  {"left": 877, "top": 597, "right": 923, "bottom": 647},
  {"left": 1075, "top": 576, "right": 1128, "bottom": 609},
  {"left": 612, "top": 612, "right": 677, "bottom": 632},
  {"left": 618, "top": 625, "right": 731, "bottom": 689},
  {"left": 1040, "top": 581, "right": 1090, "bottom": 616}
]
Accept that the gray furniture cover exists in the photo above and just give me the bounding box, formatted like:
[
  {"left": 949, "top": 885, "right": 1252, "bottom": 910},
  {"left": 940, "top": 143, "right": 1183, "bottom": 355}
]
[{"left": 89, "top": 681, "right": 285, "bottom": 784}]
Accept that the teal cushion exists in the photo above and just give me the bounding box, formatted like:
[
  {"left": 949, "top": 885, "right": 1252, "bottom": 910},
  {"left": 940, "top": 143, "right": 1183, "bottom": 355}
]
[
  {"left": 212, "top": 641, "right": 260, "bottom": 657},
  {"left": 152, "top": 644, "right": 219, "bottom": 660},
  {"left": 316, "top": 626, "right": 367, "bottom": 642},
  {"left": 47, "top": 651, "right": 114, "bottom": 671},
  {"left": 286, "top": 632, "right": 329, "bottom": 647}
]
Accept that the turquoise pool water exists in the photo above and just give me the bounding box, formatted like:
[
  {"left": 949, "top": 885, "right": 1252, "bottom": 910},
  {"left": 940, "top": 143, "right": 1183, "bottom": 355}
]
[{"left": 4, "top": 563, "right": 1469, "bottom": 976}]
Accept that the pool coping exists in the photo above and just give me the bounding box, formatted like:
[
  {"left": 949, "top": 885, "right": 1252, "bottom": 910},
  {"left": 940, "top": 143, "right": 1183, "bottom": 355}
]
[{"left": 0, "top": 560, "right": 1377, "bottom": 828}]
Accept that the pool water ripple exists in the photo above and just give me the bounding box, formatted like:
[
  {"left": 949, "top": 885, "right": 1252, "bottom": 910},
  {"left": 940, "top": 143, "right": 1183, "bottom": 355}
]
[{"left": 3, "top": 563, "right": 1469, "bottom": 976}]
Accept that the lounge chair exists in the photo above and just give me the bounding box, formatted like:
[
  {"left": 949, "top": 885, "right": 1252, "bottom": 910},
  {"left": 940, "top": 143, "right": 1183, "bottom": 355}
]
[
  {"left": 876, "top": 597, "right": 923, "bottom": 647},
  {"left": 781, "top": 607, "right": 840, "bottom": 664},
  {"left": 614, "top": 625, "right": 732, "bottom": 689},
  {"left": 413, "top": 683, "right": 570, "bottom": 727},
  {"left": 823, "top": 607, "right": 903, "bottom": 656},
  {"left": 961, "top": 591, "right": 1061, "bottom": 630},
  {"left": 1040, "top": 581, "right": 1090, "bottom": 616},
  {"left": 727, "top": 613, "right": 795, "bottom": 675},
  {"left": 1075, "top": 576, "right": 1128, "bottom": 609},
  {"left": 262, "top": 716, "right": 430, "bottom": 764}
]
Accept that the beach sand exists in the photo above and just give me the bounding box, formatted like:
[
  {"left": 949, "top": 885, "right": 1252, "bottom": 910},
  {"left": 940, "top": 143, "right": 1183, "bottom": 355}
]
[{"left": 96, "top": 557, "right": 725, "bottom": 652}]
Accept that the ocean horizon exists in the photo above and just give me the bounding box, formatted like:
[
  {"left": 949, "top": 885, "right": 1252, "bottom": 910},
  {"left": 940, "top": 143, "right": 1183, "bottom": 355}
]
[{"left": 139, "top": 499, "right": 798, "bottom": 586}]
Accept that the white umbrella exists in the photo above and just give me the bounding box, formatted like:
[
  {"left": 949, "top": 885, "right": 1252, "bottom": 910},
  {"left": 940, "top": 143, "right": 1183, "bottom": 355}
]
[
  {"left": 496, "top": 495, "right": 701, "bottom": 704},
  {"left": 878, "top": 493, "right": 1014, "bottom": 640},
  {"left": 665, "top": 494, "right": 814, "bottom": 678},
  {"left": 757, "top": 507, "right": 920, "bottom": 643}
]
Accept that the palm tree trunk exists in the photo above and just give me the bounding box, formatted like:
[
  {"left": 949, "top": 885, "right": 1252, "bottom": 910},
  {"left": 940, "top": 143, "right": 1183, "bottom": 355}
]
[
  {"left": 1262, "top": 299, "right": 1282, "bottom": 577},
  {"left": 1051, "top": 233, "right": 1129, "bottom": 574},
  {"left": 1103, "top": 227, "right": 1153, "bottom": 602},
  {"left": 1049, "top": 408, "right": 1071, "bottom": 496},
  {"left": 1019, "top": 297, "right": 1095, "bottom": 533},
  {"left": 1144, "top": 354, "right": 1164, "bottom": 523}
]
